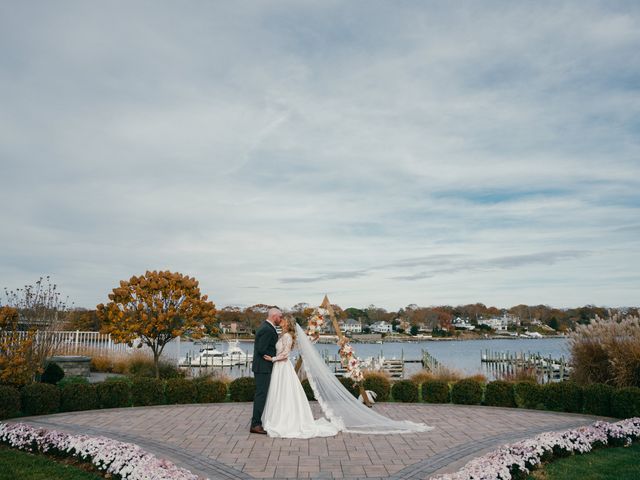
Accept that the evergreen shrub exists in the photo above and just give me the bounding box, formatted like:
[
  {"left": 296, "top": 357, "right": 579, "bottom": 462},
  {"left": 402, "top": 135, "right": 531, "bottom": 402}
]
[
  {"left": 451, "top": 379, "right": 483, "bottom": 405},
  {"left": 194, "top": 378, "right": 227, "bottom": 403},
  {"left": 582, "top": 383, "right": 614, "bottom": 416},
  {"left": 165, "top": 378, "right": 196, "bottom": 404},
  {"left": 514, "top": 382, "right": 543, "bottom": 409},
  {"left": 40, "top": 362, "right": 65, "bottom": 385},
  {"left": 612, "top": 386, "right": 640, "bottom": 419},
  {"left": 132, "top": 377, "right": 165, "bottom": 406},
  {"left": 363, "top": 373, "right": 391, "bottom": 402},
  {"left": 542, "top": 382, "right": 583, "bottom": 413},
  {"left": 392, "top": 380, "right": 419, "bottom": 402},
  {"left": 21, "top": 383, "right": 60, "bottom": 415},
  {"left": 484, "top": 380, "right": 516, "bottom": 407},
  {"left": 0, "top": 385, "right": 20, "bottom": 419},
  {"left": 229, "top": 377, "right": 256, "bottom": 402},
  {"left": 96, "top": 379, "right": 131, "bottom": 409},
  {"left": 422, "top": 380, "right": 450, "bottom": 403},
  {"left": 60, "top": 383, "right": 97, "bottom": 412}
]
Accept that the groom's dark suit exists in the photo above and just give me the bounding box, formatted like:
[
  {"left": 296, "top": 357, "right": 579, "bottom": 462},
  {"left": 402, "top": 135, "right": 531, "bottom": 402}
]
[{"left": 251, "top": 320, "right": 278, "bottom": 428}]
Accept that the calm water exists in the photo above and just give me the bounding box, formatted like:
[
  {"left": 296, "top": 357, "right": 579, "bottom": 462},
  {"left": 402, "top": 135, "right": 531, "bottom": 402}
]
[{"left": 164, "top": 337, "right": 569, "bottom": 379}]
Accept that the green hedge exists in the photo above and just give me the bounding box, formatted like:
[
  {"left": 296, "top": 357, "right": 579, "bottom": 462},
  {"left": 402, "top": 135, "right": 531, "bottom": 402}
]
[
  {"left": 542, "top": 382, "right": 583, "bottom": 413},
  {"left": 484, "top": 381, "right": 516, "bottom": 407},
  {"left": 583, "top": 383, "right": 614, "bottom": 417},
  {"left": 363, "top": 375, "right": 391, "bottom": 402},
  {"left": 514, "top": 382, "right": 543, "bottom": 409},
  {"left": 194, "top": 379, "right": 227, "bottom": 403},
  {"left": 451, "top": 379, "right": 483, "bottom": 405},
  {"left": 57, "top": 376, "right": 90, "bottom": 387},
  {"left": 132, "top": 377, "right": 165, "bottom": 406},
  {"left": 612, "top": 386, "right": 640, "bottom": 419},
  {"left": 60, "top": 383, "right": 98, "bottom": 412},
  {"left": 422, "top": 380, "right": 450, "bottom": 403},
  {"left": 392, "top": 380, "right": 419, "bottom": 403},
  {"left": 21, "top": 383, "right": 60, "bottom": 415},
  {"left": 229, "top": 377, "right": 255, "bottom": 402},
  {"left": 302, "top": 379, "right": 315, "bottom": 401},
  {"left": 337, "top": 376, "right": 360, "bottom": 397},
  {"left": 165, "top": 378, "right": 197, "bottom": 404},
  {"left": 0, "top": 385, "right": 21, "bottom": 419},
  {"left": 97, "top": 379, "right": 131, "bottom": 409}
]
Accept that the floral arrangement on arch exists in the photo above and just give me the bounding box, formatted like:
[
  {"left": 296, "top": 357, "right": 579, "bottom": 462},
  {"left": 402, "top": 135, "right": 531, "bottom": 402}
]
[
  {"left": 305, "top": 307, "right": 327, "bottom": 341},
  {"left": 0, "top": 422, "right": 203, "bottom": 480},
  {"left": 338, "top": 336, "right": 364, "bottom": 383}
]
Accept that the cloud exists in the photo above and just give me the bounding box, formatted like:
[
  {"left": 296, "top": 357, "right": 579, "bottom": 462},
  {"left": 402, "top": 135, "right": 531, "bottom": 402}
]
[{"left": 0, "top": 2, "right": 638, "bottom": 309}]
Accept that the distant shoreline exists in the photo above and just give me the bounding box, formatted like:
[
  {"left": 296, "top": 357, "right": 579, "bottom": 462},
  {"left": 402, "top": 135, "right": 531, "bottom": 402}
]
[{"left": 227, "top": 334, "right": 567, "bottom": 344}]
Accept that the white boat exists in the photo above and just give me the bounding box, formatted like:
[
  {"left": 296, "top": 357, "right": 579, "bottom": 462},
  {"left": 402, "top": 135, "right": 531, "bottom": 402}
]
[{"left": 180, "top": 340, "right": 249, "bottom": 367}]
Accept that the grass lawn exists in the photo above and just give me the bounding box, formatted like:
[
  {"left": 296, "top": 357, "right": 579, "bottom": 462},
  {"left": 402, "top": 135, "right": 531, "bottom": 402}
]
[
  {"left": 0, "top": 446, "right": 103, "bottom": 480},
  {"left": 528, "top": 442, "right": 640, "bottom": 480}
]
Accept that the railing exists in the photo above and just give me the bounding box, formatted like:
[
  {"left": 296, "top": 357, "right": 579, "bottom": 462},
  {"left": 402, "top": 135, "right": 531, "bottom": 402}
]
[{"left": 0, "top": 330, "right": 137, "bottom": 355}]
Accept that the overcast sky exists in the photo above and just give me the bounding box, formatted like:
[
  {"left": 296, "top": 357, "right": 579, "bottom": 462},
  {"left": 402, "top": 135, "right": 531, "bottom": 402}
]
[{"left": 1, "top": 1, "right": 638, "bottom": 311}]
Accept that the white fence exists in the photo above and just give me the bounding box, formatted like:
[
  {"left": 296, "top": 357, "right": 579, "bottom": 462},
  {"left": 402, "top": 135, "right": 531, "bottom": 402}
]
[{"left": 1, "top": 330, "right": 139, "bottom": 356}]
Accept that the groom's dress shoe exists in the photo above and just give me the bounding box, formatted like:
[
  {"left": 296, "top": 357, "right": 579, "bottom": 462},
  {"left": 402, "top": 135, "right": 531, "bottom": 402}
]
[{"left": 250, "top": 425, "right": 267, "bottom": 435}]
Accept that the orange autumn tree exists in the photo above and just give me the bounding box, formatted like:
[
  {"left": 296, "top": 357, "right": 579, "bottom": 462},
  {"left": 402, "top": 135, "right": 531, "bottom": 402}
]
[
  {"left": 97, "top": 271, "right": 217, "bottom": 378},
  {"left": 0, "top": 306, "right": 39, "bottom": 386}
]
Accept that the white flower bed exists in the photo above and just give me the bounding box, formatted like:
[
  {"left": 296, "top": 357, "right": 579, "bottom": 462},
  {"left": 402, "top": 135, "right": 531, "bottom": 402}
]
[
  {"left": 0, "top": 422, "right": 205, "bottom": 480},
  {"left": 430, "top": 417, "right": 640, "bottom": 480}
]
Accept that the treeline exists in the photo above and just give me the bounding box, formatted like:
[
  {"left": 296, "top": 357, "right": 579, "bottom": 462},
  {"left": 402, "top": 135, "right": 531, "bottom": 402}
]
[{"left": 62, "top": 303, "right": 639, "bottom": 333}]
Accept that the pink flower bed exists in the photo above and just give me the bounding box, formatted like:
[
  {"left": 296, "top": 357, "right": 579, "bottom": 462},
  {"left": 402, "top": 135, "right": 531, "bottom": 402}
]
[
  {"left": 430, "top": 417, "right": 640, "bottom": 480},
  {"left": 0, "top": 422, "right": 205, "bottom": 480}
]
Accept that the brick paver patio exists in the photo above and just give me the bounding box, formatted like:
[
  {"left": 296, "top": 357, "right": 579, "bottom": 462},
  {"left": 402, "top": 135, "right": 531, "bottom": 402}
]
[{"left": 11, "top": 403, "right": 605, "bottom": 479}]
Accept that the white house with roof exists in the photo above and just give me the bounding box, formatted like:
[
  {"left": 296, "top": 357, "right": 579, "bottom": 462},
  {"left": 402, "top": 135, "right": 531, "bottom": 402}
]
[
  {"left": 370, "top": 321, "right": 393, "bottom": 333},
  {"left": 340, "top": 319, "right": 363, "bottom": 333},
  {"left": 452, "top": 317, "right": 475, "bottom": 330}
]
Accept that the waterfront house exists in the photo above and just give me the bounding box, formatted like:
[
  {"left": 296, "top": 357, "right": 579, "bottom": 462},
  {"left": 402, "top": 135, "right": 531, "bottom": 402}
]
[
  {"left": 370, "top": 321, "right": 393, "bottom": 334},
  {"left": 340, "top": 319, "right": 363, "bottom": 333},
  {"left": 452, "top": 317, "right": 475, "bottom": 330}
]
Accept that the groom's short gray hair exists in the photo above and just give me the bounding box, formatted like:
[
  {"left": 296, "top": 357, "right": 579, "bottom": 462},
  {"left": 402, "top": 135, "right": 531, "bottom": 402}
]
[{"left": 267, "top": 307, "right": 282, "bottom": 319}]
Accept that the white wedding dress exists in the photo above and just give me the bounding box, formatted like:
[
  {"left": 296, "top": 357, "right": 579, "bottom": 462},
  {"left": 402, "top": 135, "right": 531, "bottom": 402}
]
[{"left": 262, "top": 333, "right": 339, "bottom": 438}]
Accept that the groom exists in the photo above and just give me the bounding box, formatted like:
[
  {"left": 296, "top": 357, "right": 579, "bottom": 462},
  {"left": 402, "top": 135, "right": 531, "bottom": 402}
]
[{"left": 250, "top": 307, "right": 282, "bottom": 434}]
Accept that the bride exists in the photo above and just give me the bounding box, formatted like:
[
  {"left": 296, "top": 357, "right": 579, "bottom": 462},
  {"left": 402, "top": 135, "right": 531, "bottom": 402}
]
[
  {"left": 261, "top": 317, "right": 432, "bottom": 438},
  {"left": 262, "top": 316, "right": 338, "bottom": 438}
]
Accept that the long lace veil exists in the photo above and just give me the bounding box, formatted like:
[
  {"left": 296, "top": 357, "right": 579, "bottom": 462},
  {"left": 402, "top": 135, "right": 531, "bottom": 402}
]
[{"left": 295, "top": 323, "right": 433, "bottom": 434}]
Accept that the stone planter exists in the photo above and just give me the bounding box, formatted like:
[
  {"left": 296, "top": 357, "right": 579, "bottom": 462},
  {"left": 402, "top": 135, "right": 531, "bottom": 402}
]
[{"left": 47, "top": 355, "right": 91, "bottom": 378}]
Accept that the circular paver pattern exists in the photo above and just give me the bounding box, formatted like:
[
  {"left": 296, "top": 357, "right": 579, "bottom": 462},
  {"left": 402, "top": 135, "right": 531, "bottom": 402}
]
[{"left": 11, "top": 403, "right": 606, "bottom": 480}]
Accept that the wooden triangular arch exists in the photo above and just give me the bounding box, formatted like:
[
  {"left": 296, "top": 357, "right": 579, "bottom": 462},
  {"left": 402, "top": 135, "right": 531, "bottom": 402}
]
[{"left": 295, "top": 295, "right": 372, "bottom": 406}]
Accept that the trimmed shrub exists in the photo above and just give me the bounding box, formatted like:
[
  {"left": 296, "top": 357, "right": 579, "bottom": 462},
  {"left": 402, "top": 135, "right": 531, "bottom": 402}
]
[
  {"left": 60, "top": 383, "right": 97, "bottom": 412},
  {"left": 302, "top": 379, "right": 315, "bottom": 401},
  {"left": 165, "top": 378, "right": 196, "bottom": 404},
  {"left": 337, "top": 376, "right": 360, "bottom": 398},
  {"left": 0, "top": 385, "right": 21, "bottom": 419},
  {"left": 612, "top": 386, "right": 640, "bottom": 419},
  {"left": 229, "top": 377, "right": 256, "bottom": 402},
  {"left": 132, "top": 377, "right": 165, "bottom": 406},
  {"left": 582, "top": 383, "right": 614, "bottom": 416},
  {"left": 21, "top": 383, "right": 60, "bottom": 415},
  {"left": 363, "top": 373, "right": 391, "bottom": 402},
  {"left": 484, "top": 381, "right": 516, "bottom": 408},
  {"left": 57, "top": 376, "right": 90, "bottom": 387},
  {"left": 514, "top": 381, "right": 543, "bottom": 409},
  {"left": 542, "top": 382, "right": 583, "bottom": 413},
  {"left": 40, "top": 362, "right": 65, "bottom": 385},
  {"left": 451, "top": 379, "right": 483, "bottom": 405},
  {"left": 392, "top": 380, "right": 419, "bottom": 403},
  {"left": 128, "top": 357, "right": 184, "bottom": 379},
  {"left": 194, "top": 378, "right": 227, "bottom": 403},
  {"left": 422, "top": 380, "right": 450, "bottom": 403},
  {"left": 96, "top": 379, "right": 131, "bottom": 409}
]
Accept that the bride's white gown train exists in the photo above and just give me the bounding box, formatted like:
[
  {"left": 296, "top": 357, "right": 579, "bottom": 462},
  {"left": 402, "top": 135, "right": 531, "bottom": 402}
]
[{"left": 262, "top": 333, "right": 339, "bottom": 438}]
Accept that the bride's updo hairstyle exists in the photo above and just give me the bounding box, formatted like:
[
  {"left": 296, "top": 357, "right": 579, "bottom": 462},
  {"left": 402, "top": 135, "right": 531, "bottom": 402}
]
[{"left": 282, "top": 315, "right": 296, "bottom": 348}]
